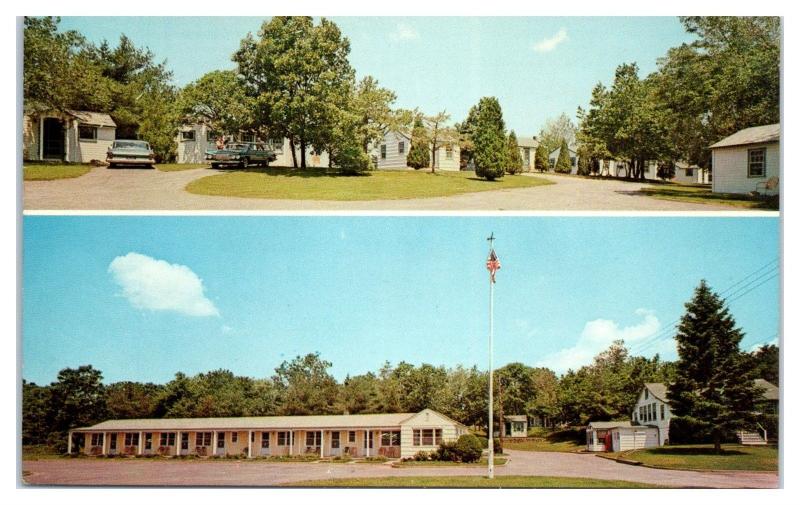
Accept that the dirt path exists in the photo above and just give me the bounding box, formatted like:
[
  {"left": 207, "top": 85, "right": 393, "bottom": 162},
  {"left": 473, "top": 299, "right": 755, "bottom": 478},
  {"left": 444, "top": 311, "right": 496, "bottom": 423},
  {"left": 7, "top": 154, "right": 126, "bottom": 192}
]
[
  {"left": 21, "top": 450, "right": 778, "bottom": 488},
  {"left": 23, "top": 167, "right": 749, "bottom": 211}
]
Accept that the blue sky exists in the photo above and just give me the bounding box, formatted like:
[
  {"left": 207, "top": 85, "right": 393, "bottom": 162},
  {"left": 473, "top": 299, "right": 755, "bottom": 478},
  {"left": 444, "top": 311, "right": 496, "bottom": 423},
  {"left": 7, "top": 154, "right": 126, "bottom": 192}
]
[
  {"left": 23, "top": 216, "right": 779, "bottom": 386},
  {"left": 57, "top": 16, "right": 697, "bottom": 136}
]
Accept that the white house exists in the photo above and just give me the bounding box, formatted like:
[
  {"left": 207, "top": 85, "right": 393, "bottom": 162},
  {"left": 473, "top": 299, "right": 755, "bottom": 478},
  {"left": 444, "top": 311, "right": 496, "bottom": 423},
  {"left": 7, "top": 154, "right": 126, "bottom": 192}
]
[
  {"left": 23, "top": 110, "right": 116, "bottom": 163},
  {"left": 501, "top": 415, "right": 528, "bottom": 438},
  {"left": 176, "top": 123, "right": 329, "bottom": 167},
  {"left": 68, "top": 408, "right": 468, "bottom": 460},
  {"left": 585, "top": 421, "right": 659, "bottom": 452},
  {"left": 709, "top": 123, "right": 780, "bottom": 195},
  {"left": 674, "top": 162, "right": 711, "bottom": 184},
  {"left": 517, "top": 137, "right": 540, "bottom": 172},
  {"left": 632, "top": 383, "right": 672, "bottom": 446},
  {"left": 548, "top": 146, "right": 578, "bottom": 174},
  {"left": 374, "top": 129, "right": 460, "bottom": 171}
]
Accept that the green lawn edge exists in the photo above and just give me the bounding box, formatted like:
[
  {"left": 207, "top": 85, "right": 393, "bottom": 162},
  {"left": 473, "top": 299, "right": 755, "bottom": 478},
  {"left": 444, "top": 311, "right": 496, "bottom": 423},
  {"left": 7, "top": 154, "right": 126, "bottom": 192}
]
[
  {"left": 639, "top": 184, "right": 779, "bottom": 210},
  {"left": 284, "top": 475, "right": 666, "bottom": 488},
  {"left": 156, "top": 163, "right": 210, "bottom": 172},
  {"left": 614, "top": 444, "right": 778, "bottom": 472},
  {"left": 23, "top": 164, "right": 92, "bottom": 181}
]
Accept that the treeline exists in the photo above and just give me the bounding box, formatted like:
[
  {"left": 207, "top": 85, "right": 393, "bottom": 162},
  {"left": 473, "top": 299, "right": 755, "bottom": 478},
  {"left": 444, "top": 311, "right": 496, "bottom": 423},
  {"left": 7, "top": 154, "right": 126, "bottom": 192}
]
[
  {"left": 576, "top": 16, "right": 780, "bottom": 178},
  {"left": 22, "top": 342, "right": 778, "bottom": 451}
]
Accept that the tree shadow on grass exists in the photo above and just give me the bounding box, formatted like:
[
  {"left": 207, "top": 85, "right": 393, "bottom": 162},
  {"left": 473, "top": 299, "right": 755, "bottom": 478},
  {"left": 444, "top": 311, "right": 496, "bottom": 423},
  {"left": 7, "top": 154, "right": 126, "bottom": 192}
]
[
  {"left": 647, "top": 447, "right": 748, "bottom": 456},
  {"left": 232, "top": 166, "right": 373, "bottom": 179}
]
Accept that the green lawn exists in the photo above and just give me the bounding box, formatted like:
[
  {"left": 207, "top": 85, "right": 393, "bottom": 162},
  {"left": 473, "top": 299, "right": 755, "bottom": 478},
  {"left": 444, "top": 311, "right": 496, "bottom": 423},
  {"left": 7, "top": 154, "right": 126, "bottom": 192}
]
[
  {"left": 286, "top": 475, "right": 664, "bottom": 488},
  {"left": 393, "top": 456, "right": 507, "bottom": 467},
  {"left": 156, "top": 163, "right": 210, "bottom": 172},
  {"left": 621, "top": 444, "right": 778, "bottom": 472},
  {"left": 23, "top": 164, "right": 92, "bottom": 181},
  {"left": 504, "top": 428, "right": 585, "bottom": 453},
  {"left": 22, "top": 445, "right": 63, "bottom": 460},
  {"left": 639, "top": 183, "right": 779, "bottom": 210},
  {"left": 185, "top": 167, "right": 552, "bottom": 201}
]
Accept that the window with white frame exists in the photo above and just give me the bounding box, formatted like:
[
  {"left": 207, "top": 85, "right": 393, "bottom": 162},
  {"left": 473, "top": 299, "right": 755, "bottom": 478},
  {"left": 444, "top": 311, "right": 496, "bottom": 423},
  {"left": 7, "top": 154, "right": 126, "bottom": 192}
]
[
  {"left": 79, "top": 125, "right": 98, "bottom": 141},
  {"left": 217, "top": 432, "right": 226, "bottom": 448},
  {"left": 195, "top": 432, "right": 212, "bottom": 446},
  {"left": 91, "top": 433, "right": 104, "bottom": 446},
  {"left": 160, "top": 432, "right": 176, "bottom": 446},
  {"left": 231, "top": 432, "right": 238, "bottom": 443},
  {"left": 181, "top": 130, "right": 196, "bottom": 141},
  {"left": 412, "top": 429, "right": 441, "bottom": 446},
  {"left": 331, "top": 432, "right": 340, "bottom": 449},
  {"left": 398, "top": 141, "right": 405, "bottom": 154},
  {"left": 261, "top": 432, "right": 270, "bottom": 448},
  {"left": 348, "top": 431, "right": 356, "bottom": 443},
  {"left": 660, "top": 404, "right": 665, "bottom": 420},
  {"left": 748, "top": 148, "right": 766, "bottom": 177},
  {"left": 380, "top": 144, "right": 387, "bottom": 159},
  {"left": 381, "top": 431, "right": 401, "bottom": 446},
  {"left": 277, "top": 432, "right": 289, "bottom": 446},
  {"left": 306, "top": 431, "right": 321, "bottom": 447},
  {"left": 445, "top": 145, "right": 453, "bottom": 159},
  {"left": 124, "top": 433, "right": 139, "bottom": 447}
]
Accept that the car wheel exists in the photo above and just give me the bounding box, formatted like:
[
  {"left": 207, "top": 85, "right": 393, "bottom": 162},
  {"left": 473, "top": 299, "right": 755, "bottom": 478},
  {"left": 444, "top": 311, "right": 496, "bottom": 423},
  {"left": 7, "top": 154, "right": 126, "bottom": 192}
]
[
  {"left": 211, "top": 163, "right": 220, "bottom": 169},
  {"left": 240, "top": 158, "right": 249, "bottom": 169},
  {"left": 109, "top": 163, "right": 116, "bottom": 168}
]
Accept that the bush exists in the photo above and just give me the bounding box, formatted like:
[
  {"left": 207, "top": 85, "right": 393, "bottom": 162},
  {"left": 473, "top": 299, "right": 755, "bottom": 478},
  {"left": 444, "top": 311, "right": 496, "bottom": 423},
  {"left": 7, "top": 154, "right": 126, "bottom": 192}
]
[
  {"left": 436, "top": 441, "right": 460, "bottom": 462},
  {"left": 668, "top": 416, "right": 712, "bottom": 444},
  {"left": 413, "top": 450, "right": 433, "bottom": 461},
  {"left": 454, "top": 434, "right": 483, "bottom": 463}
]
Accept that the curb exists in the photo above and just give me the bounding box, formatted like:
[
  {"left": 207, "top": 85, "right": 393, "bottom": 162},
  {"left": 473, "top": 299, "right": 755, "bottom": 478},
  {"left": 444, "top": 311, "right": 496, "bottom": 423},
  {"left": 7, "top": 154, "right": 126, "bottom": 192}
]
[{"left": 596, "top": 453, "right": 777, "bottom": 474}]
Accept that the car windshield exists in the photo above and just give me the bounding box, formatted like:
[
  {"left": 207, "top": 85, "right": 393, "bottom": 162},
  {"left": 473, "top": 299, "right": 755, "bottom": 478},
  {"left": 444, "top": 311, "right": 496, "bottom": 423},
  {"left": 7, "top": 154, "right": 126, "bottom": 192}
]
[
  {"left": 224, "top": 144, "right": 247, "bottom": 150},
  {"left": 114, "top": 141, "right": 150, "bottom": 150}
]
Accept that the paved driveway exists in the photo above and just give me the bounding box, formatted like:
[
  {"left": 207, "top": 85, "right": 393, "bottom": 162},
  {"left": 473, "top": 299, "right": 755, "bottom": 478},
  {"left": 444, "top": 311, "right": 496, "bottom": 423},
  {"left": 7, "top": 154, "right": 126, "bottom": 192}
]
[
  {"left": 21, "top": 450, "right": 778, "bottom": 488},
  {"left": 23, "top": 167, "right": 749, "bottom": 211}
]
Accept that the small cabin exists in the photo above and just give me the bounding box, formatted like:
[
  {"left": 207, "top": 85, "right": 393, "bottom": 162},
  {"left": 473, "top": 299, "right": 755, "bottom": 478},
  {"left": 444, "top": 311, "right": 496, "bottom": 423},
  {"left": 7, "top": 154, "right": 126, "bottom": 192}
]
[
  {"left": 23, "top": 110, "right": 116, "bottom": 163},
  {"left": 586, "top": 421, "right": 659, "bottom": 452},
  {"left": 501, "top": 415, "right": 528, "bottom": 438}
]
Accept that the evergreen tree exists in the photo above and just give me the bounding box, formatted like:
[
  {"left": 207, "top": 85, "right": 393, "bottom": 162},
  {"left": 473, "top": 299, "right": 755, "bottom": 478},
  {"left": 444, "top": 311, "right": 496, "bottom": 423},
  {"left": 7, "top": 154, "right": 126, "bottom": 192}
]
[
  {"left": 506, "top": 131, "right": 523, "bottom": 175},
  {"left": 554, "top": 138, "right": 573, "bottom": 173},
  {"left": 406, "top": 117, "right": 430, "bottom": 170},
  {"left": 534, "top": 143, "right": 548, "bottom": 172},
  {"left": 667, "top": 280, "right": 760, "bottom": 453},
  {"left": 472, "top": 97, "right": 507, "bottom": 180}
]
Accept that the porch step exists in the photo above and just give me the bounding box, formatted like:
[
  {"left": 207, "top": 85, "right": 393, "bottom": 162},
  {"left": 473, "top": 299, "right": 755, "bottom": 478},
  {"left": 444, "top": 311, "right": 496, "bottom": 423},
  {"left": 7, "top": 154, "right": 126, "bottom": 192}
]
[{"left": 737, "top": 431, "right": 767, "bottom": 446}]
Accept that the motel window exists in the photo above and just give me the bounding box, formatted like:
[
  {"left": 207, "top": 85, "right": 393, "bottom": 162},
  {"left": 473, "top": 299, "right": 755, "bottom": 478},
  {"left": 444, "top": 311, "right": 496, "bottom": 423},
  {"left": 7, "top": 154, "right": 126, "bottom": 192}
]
[
  {"left": 645, "top": 389, "right": 649, "bottom": 400},
  {"left": 217, "top": 432, "right": 226, "bottom": 448},
  {"left": 109, "top": 433, "right": 117, "bottom": 450},
  {"left": 181, "top": 130, "right": 196, "bottom": 141},
  {"left": 748, "top": 148, "right": 766, "bottom": 177},
  {"left": 446, "top": 145, "right": 453, "bottom": 160},
  {"left": 331, "top": 432, "right": 340, "bottom": 449},
  {"left": 277, "top": 432, "right": 289, "bottom": 446},
  {"left": 348, "top": 431, "right": 356, "bottom": 443},
  {"left": 380, "top": 144, "right": 387, "bottom": 159},
  {"left": 145, "top": 433, "right": 152, "bottom": 450},
  {"left": 261, "top": 432, "right": 270, "bottom": 448},
  {"left": 206, "top": 130, "right": 216, "bottom": 143},
  {"left": 381, "top": 431, "right": 401, "bottom": 447},
  {"left": 78, "top": 125, "right": 97, "bottom": 141},
  {"left": 306, "top": 432, "right": 321, "bottom": 447},
  {"left": 241, "top": 133, "right": 255, "bottom": 143},
  {"left": 231, "top": 432, "right": 238, "bottom": 443},
  {"left": 181, "top": 433, "right": 189, "bottom": 450},
  {"left": 412, "top": 429, "right": 441, "bottom": 446},
  {"left": 91, "top": 433, "right": 104, "bottom": 446},
  {"left": 160, "top": 432, "right": 176, "bottom": 446},
  {"left": 686, "top": 167, "right": 694, "bottom": 177},
  {"left": 398, "top": 141, "right": 405, "bottom": 154},
  {"left": 661, "top": 404, "right": 665, "bottom": 420},
  {"left": 124, "top": 433, "right": 139, "bottom": 447},
  {"left": 196, "top": 432, "right": 212, "bottom": 447}
]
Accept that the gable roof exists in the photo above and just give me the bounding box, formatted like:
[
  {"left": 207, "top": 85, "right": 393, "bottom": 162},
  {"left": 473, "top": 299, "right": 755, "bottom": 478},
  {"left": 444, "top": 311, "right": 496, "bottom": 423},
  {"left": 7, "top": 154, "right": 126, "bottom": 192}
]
[
  {"left": 67, "top": 110, "right": 117, "bottom": 128},
  {"left": 709, "top": 123, "right": 780, "bottom": 149},
  {"left": 517, "top": 137, "right": 540, "bottom": 149},
  {"left": 754, "top": 379, "right": 779, "bottom": 401},
  {"left": 400, "top": 408, "right": 468, "bottom": 430},
  {"left": 644, "top": 383, "right": 669, "bottom": 402},
  {"left": 588, "top": 421, "right": 632, "bottom": 429},
  {"left": 548, "top": 146, "right": 577, "bottom": 159}
]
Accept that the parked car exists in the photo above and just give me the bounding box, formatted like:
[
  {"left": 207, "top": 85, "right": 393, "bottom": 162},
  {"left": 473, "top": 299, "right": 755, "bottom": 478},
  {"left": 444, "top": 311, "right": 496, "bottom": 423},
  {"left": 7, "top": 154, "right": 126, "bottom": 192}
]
[
  {"left": 106, "top": 140, "right": 156, "bottom": 168},
  {"left": 205, "top": 143, "right": 277, "bottom": 168}
]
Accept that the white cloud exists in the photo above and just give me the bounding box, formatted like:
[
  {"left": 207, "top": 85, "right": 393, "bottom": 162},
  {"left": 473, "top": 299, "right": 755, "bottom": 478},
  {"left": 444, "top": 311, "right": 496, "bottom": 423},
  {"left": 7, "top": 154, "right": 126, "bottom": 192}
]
[
  {"left": 536, "top": 309, "right": 663, "bottom": 373},
  {"left": 533, "top": 28, "right": 568, "bottom": 53},
  {"left": 108, "top": 252, "right": 219, "bottom": 317},
  {"left": 390, "top": 23, "right": 420, "bottom": 42}
]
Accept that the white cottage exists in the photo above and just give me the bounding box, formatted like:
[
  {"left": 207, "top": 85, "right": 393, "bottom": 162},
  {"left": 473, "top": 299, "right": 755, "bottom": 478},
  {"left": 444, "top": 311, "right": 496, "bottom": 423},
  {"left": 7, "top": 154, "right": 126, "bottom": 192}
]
[
  {"left": 374, "top": 130, "right": 460, "bottom": 171},
  {"left": 23, "top": 110, "right": 116, "bottom": 163},
  {"left": 517, "top": 136, "right": 540, "bottom": 172},
  {"left": 709, "top": 123, "right": 780, "bottom": 195},
  {"left": 176, "top": 123, "right": 329, "bottom": 167},
  {"left": 548, "top": 146, "right": 579, "bottom": 174},
  {"left": 501, "top": 415, "right": 529, "bottom": 438},
  {"left": 632, "top": 383, "right": 672, "bottom": 446},
  {"left": 674, "top": 162, "right": 711, "bottom": 184},
  {"left": 585, "top": 421, "right": 659, "bottom": 452}
]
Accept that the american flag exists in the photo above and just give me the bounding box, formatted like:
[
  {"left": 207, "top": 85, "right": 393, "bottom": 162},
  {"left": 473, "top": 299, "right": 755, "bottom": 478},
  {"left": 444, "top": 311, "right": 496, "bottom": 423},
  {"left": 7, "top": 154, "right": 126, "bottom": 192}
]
[{"left": 486, "top": 249, "right": 501, "bottom": 283}]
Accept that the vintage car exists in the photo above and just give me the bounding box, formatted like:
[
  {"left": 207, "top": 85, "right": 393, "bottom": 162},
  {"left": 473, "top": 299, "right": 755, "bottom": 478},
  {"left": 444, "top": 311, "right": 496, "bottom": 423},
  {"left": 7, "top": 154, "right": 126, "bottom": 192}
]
[
  {"left": 106, "top": 140, "right": 156, "bottom": 168},
  {"left": 205, "top": 143, "right": 277, "bottom": 168}
]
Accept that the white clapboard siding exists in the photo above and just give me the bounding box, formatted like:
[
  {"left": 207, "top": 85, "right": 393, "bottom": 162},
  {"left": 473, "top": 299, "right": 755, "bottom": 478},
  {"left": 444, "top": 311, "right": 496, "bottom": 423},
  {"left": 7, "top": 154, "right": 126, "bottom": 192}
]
[
  {"left": 613, "top": 429, "right": 659, "bottom": 452},
  {"left": 398, "top": 409, "right": 463, "bottom": 459},
  {"left": 712, "top": 142, "right": 779, "bottom": 194},
  {"left": 376, "top": 131, "right": 411, "bottom": 169},
  {"left": 73, "top": 126, "right": 115, "bottom": 163}
]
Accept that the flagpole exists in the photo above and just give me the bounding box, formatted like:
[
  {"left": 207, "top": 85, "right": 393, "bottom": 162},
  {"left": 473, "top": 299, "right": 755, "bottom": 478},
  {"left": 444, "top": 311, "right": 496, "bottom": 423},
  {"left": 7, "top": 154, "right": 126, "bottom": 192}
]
[{"left": 487, "top": 233, "right": 495, "bottom": 480}]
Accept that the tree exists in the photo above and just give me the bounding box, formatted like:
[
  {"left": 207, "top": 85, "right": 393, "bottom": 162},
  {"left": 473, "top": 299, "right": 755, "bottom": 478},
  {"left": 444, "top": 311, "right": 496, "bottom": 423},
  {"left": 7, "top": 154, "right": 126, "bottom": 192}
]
[
  {"left": 506, "top": 131, "right": 523, "bottom": 174},
  {"left": 667, "top": 280, "right": 760, "bottom": 452},
  {"left": 747, "top": 344, "right": 779, "bottom": 385},
  {"left": 338, "top": 373, "right": 381, "bottom": 414},
  {"left": 538, "top": 113, "right": 577, "bottom": 154},
  {"left": 105, "top": 381, "right": 162, "bottom": 419},
  {"left": 48, "top": 366, "right": 108, "bottom": 450},
  {"left": 534, "top": 143, "right": 548, "bottom": 172},
  {"left": 424, "top": 110, "right": 453, "bottom": 173},
  {"left": 233, "top": 16, "right": 355, "bottom": 168},
  {"left": 351, "top": 76, "right": 397, "bottom": 153},
  {"left": 471, "top": 97, "right": 507, "bottom": 180},
  {"left": 273, "top": 353, "right": 340, "bottom": 415},
  {"left": 406, "top": 117, "right": 430, "bottom": 170},
  {"left": 455, "top": 105, "right": 480, "bottom": 169},
  {"left": 554, "top": 138, "right": 572, "bottom": 173},
  {"left": 22, "top": 381, "right": 51, "bottom": 446},
  {"left": 177, "top": 70, "right": 255, "bottom": 139}
]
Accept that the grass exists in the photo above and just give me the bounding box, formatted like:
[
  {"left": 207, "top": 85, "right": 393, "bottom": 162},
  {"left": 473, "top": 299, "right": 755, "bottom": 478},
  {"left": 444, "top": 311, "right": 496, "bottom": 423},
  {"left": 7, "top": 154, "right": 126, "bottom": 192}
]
[
  {"left": 504, "top": 427, "right": 585, "bottom": 453},
  {"left": 185, "top": 167, "right": 552, "bottom": 201},
  {"left": 156, "top": 163, "right": 210, "bottom": 172},
  {"left": 22, "top": 445, "right": 64, "bottom": 460},
  {"left": 23, "top": 163, "right": 92, "bottom": 180},
  {"left": 393, "top": 456, "right": 507, "bottom": 467},
  {"left": 286, "top": 475, "right": 665, "bottom": 488},
  {"left": 620, "top": 444, "right": 778, "bottom": 472},
  {"left": 639, "top": 183, "right": 779, "bottom": 210}
]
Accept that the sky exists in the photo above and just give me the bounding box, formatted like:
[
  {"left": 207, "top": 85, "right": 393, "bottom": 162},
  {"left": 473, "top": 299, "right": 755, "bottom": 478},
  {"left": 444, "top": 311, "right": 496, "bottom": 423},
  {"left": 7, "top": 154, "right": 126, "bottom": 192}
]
[
  {"left": 56, "top": 16, "right": 698, "bottom": 137},
  {"left": 22, "top": 216, "right": 780, "bottom": 386}
]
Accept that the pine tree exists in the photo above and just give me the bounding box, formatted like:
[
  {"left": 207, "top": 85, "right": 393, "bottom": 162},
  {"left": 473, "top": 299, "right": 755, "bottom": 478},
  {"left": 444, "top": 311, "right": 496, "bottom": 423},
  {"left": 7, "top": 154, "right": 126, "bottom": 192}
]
[
  {"left": 534, "top": 143, "right": 548, "bottom": 172},
  {"left": 472, "top": 97, "right": 507, "bottom": 181},
  {"left": 406, "top": 117, "right": 430, "bottom": 170},
  {"left": 555, "top": 138, "right": 573, "bottom": 173},
  {"left": 667, "top": 280, "right": 760, "bottom": 453},
  {"left": 506, "top": 131, "right": 523, "bottom": 175}
]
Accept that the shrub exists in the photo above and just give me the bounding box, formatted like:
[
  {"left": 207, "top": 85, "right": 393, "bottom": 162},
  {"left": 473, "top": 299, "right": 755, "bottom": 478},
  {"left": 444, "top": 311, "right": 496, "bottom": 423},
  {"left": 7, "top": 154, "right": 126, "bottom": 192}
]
[
  {"left": 454, "top": 434, "right": 484, "bottom": 463},
  {"left": 413, "top": 450, "right": 432, "bottom": 461},
  {"left": 436, "top": 441, "right": 460, "bottom": 462},
  {"left": 668, "top": 416, "right": 712, "bottom": 444}
]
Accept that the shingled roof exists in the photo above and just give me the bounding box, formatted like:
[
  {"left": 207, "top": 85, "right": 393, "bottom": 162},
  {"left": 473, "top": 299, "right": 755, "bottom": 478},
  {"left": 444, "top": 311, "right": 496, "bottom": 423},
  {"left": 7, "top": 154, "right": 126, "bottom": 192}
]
[
  {"left": 709, "top": 123, "right": 780, "bottom": 149},
  {"left": 67, "top": 110, "right": 117, "bottom": 128}
]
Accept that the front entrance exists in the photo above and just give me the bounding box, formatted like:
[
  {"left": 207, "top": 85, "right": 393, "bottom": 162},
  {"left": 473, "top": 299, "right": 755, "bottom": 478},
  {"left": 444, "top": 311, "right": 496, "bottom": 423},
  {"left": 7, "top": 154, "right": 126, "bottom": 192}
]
[{"left": 42, "top": 118, "right": 65, "bottom": 160}]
